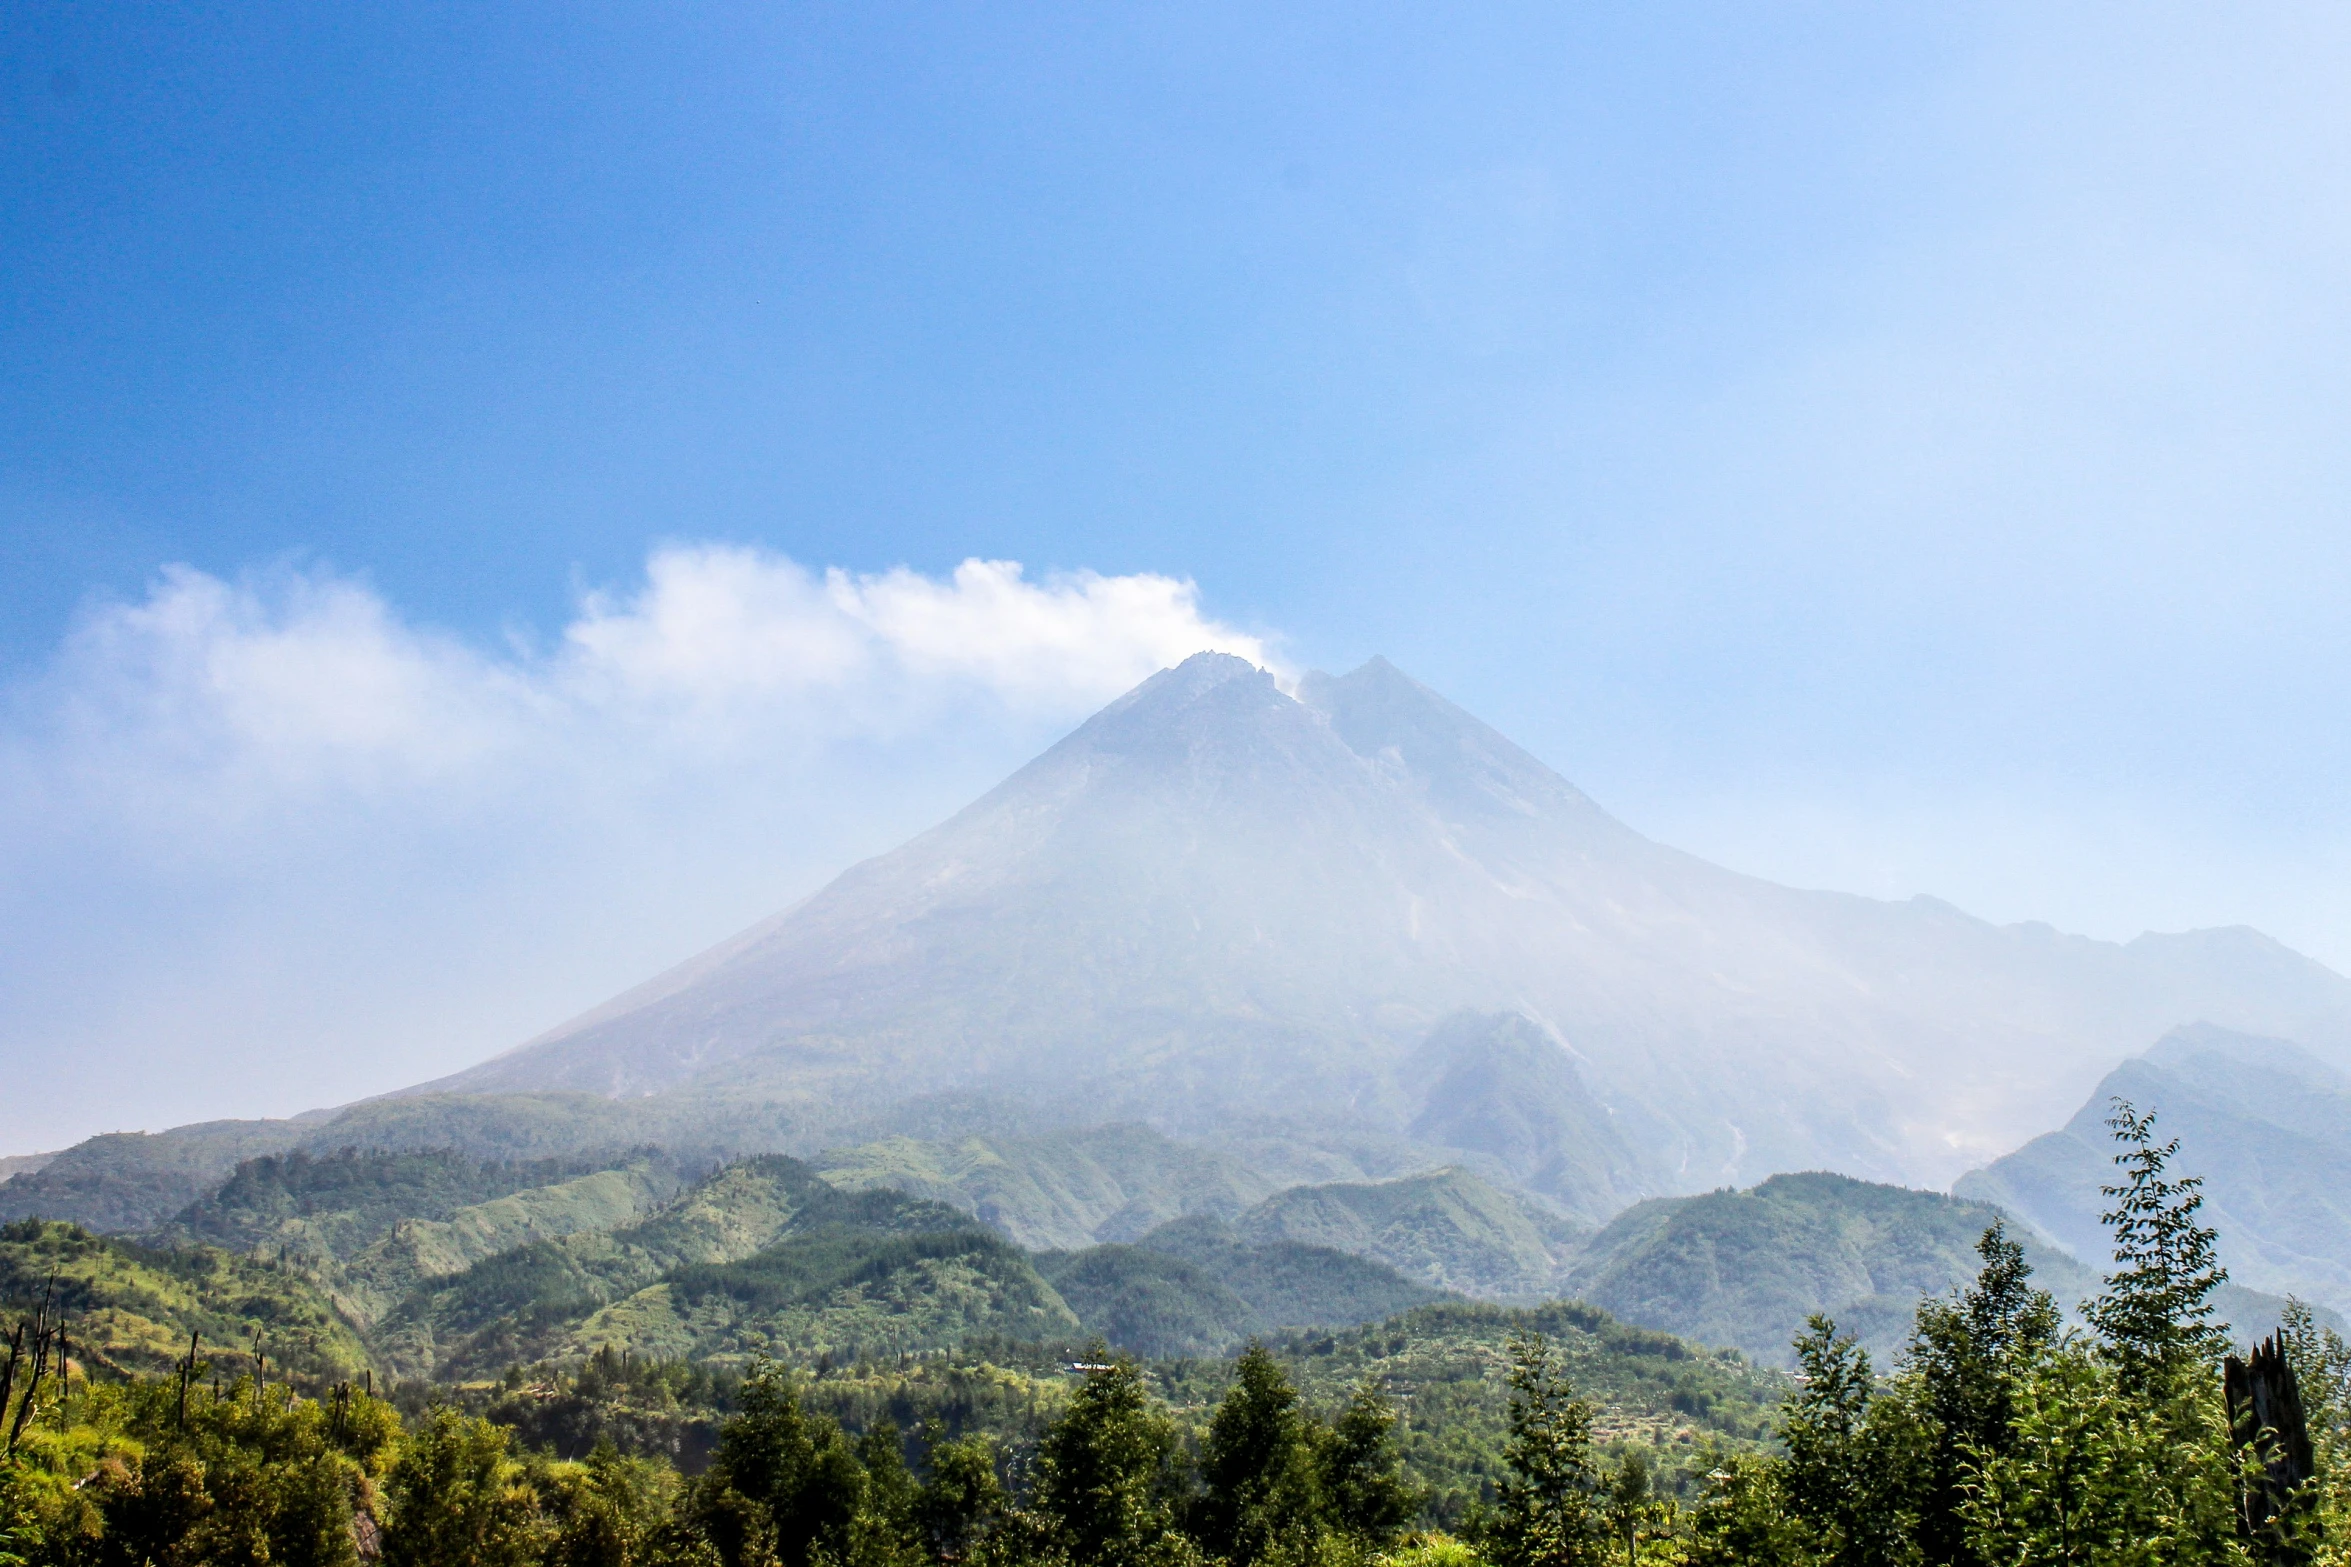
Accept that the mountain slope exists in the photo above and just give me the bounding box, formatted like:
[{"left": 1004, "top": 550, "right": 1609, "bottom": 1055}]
[
  {"left": 1232, "top": 1168, "right": 1582, "bottom": 1299},
  {"left": 1407, "top": 1011, "right": 1648, "bottom": 1224},
  {"left": 412, "top": 653, "right": 2351, "bottom": 1194},
  {"left": 809, "top": 1124, "right": 1283, "bottom": 1250},
  {"left": 1567, "top": 1173, "right": 2094, "bottom": 1364},
  {"left": 1957, "top": 1023, "right": 2351, "bottom": 1310},
  {"left": 374, "top": 1154, "right": 1077, "bottom": 1377},
  {"left": 1567, "top": 1166, "right": 2327, "bottom": 1365},
  {"left": 1035, "top": 1215, "right": 1447, "bottom": 1357},
  {"left": 0, "top": 1219, "right": 374, "bottom": 1380}
]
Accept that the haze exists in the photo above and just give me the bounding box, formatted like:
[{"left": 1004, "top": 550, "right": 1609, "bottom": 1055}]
[{"left": 8, "top": 4, "right": 2351, "bottom": 1150}]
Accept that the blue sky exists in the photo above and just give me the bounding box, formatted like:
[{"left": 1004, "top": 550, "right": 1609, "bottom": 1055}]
[{"left": 7, "top": 4, "right": 2351, "bottom": 1148}]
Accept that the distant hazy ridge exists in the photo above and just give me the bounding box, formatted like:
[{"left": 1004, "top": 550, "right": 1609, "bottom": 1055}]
[{"left": 417, "top": 653, "right": 2351, "bottom": 1193}]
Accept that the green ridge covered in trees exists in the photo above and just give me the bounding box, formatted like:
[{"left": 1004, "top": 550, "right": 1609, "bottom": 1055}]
[{"left": 11, "top": 1099, "right": 2341, "bottom": 1563}]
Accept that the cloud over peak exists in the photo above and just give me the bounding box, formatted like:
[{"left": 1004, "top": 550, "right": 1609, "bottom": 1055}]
[
  {"left": 10, "top": 546, "right": 1273, "bottom": 835},
  {"left": 0, "top": 548, "right": 1272, "bottom": 1147}
]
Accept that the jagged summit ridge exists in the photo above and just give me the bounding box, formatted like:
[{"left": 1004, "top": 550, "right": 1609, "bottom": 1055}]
[{"left": 421, "top": 654, "right": 2351, "bottom": 1193}]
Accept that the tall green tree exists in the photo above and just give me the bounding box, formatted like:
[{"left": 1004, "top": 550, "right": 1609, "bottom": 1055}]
[
  {"left": 1599, "top": 1452, "right": 1657, "bottom": 1567},
  {"left": 1317, "top": 1378, "right": 1419, "bottom": 1551},
  {"left": 2088, "top": 1100, "right": 2230, "bottom": 1394},
  {"left": 1962, "top": 1338, "right": 2211, "bottom": 1567},
  {"left": 1966, "top": 1103, "right": 2245, "bottom": 1566},
  {"left": 382, "top": 1407, "right": 550, "bottom": 1567},
  {"left": 691, "top": 1364, "right": 870, "bottom": 1567},
  {"left": 1780, "top": 1316, "right": 1924, "bottom": 1567},
  {"left": 1029, "top": 1360, "right": 1194, "bottom": 1567},
  {"left": 1681, "top": 1453, "right": 1803, "bottom": 1567},
  {"left": 1192, "top": 1346, "right": 1324, "bottom": 1567},
  {"left": 537, "top": 1441, "right": 686, "bottom": 1567},
  {"left": 1485, "top": 1331, "right": 1604, "bottom": 1567},
  {"left": 914, "top": 1426, "right": 1011, "bottom": 1567},
  {"left": 1908, "top": 1221, "right": 2062, "bottom": 1564}
]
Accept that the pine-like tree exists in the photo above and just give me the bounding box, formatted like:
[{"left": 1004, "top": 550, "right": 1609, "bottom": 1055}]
[
  {"left": 2088, "top": 1099, "right": 2230, "bottom": 1393},
  {"left": 1192, "top": 1345, "right": 1325, "bottom": 1567},
  {"left": 914, "top": 1426, "right": 1011, "bottom": 1567},
  {"left": 1319, "top": 1377, "right": 1420, "bottom": 1550},
  {"left": 1486, "top": 1331, "right": 1605, "bottom": 1567},
  {"left": 692, "top": 1363, "right": 870, "bottom": 1567},
  {"left": 1682, "top": 1453, "right": 1804, "bottom": 1567},
  {"left": 1908, "top": 1221, "right": 2061, "bottom": 1564},
  {"left": 1030, "top": 1360, "right": 1194, "bottom": 1567},
  {"left": 1781, "top": 1316, "right": 1924, "bottom": 1567},
  {"left": 382, "top": 1407, "right": 550, "bottom": 1567}
]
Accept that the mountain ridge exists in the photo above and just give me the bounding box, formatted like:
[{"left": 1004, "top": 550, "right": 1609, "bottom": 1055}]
[{"left": 382, "top": 653, "right": 2351, "bottom": 1193}]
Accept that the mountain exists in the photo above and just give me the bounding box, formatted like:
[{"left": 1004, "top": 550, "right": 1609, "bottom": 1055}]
[
  {"left": 409, "top": 653, "right": 2351, "bottom": 1196},
  {"left": 0, "top": 1151, "right": 55, "bottom": 1184},
  {"left": 1406, "top": 1011, "right": 1648, "bottom": 1224},
  {"left": 0, "top": 1119, "right": 314, "bottom": 1232},
  {"left": 809, "top": 1124, "right": 1286, "bottom": 1250},
  {"left": 0, "top": 1092, "right": 787, "bottom": 1234},
  {"left": 1231, "top": 1167, "right": 1582, "bottom": 1298},
  {"left": 1034, "top": 1216, "right": 1444, "bottom": 1358},
  {"left": 372, "top": 1154, "right": 1082, "bottom": 1377},
  {"left": 0, "top": 1218, "right": 374, "bottom": 1381},
  {"left": 1566, "top": 1167, "right": 2328, "bottom": 1366},
  {"left": 1132, "top": 1214, "right": 1446, "bottom": 1327},
  {"left": 156, "top": 1146, "right": 699, "bottom": 1327},
  {"left": 1566, "top": 1173, "right": 2095, "bottom": 1364},
  {"left": 1957, "top": 1023, "right": 2351, "bottom": 1311}
]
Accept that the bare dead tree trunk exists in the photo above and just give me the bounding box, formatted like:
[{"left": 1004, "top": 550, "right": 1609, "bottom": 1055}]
[
  {"left": 178, "top": 1329, "right": 200, "bottom": 1429},
  {"left": 5, "top": 1325, "right": 48, "bottom": 1455},
  {"left": 0, "top": 1320, "right": 23, "bottom": 1431},
  {"left": 5, "top": 1273, "right": 59, "bottom": 1456},
  {"left": 2227, "top": 1332, "right": 2321, "bottom": 1564}
]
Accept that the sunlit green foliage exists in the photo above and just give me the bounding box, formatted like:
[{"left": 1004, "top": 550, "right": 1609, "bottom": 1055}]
[{"left": 10, "top": 1101, "right": 2347, "bottom": 1565}]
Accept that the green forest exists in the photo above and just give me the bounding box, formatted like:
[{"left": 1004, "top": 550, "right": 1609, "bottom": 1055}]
[{"left": 1, "top": 1102, "right": 2345, "bottom": 1565}]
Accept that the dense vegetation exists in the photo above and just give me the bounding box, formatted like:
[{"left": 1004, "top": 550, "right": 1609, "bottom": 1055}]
[
  {"left": 1566, "top": 1172, "right": 2095, "bottom": 1364},
  {"left": 8, "top": 1099, "right": 2344, "bottom": 1564},
  {"left": 10, "top": 1099, "right": 2351, "bottom": 1562},
  {"left": 1036, "top": 1218, "right": 1444, "bottom": 1359},
  {"left": 0, "top": 1219, "right": 371, "bottom": 1381}
]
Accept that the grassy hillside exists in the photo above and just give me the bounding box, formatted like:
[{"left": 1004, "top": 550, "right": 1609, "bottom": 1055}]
[
  {"left": 1233, "top": 1167, "right": 1584, "bottom": 1298},
  {"left": 1137, "top": 1215, "right": 1443, "bottom": 1326},
  {"left": 162, "top": 1146, "right": 681, "bottom": 1260},
  {"left": 156, "top": 1146, "right": 700, "bottom": 1326},
  {"left": 338, "top": 1161, "right": 688, "bottom": 1312},
  {"left": 810, "top": 1123, "right": 1283, "bottom": 1250},
  {"left": 1565, "top": 1171, "right": 2096, "bottom": 1364},
  {"left": 1035, "top": 1215, "right": 1446, "bottom": 1358},
  {"left": 373, "top": 1155, "right": 1082, "bottom": 1378},
  {"left": 1035, "top": 1244, "right": 1262, "bottom": 1357},
  {"left": 0, "top": 1218, "right": 373, "bottom": 1380},
  {"left": 0, "top": 1120, "right": 312, "bottom": 1232},
  {"left": 0, "top": 1092, "right": 803, "bottom": 1235},
  {"left": 558, "top": 1224, "right": 1077, "bottom": 1368}
]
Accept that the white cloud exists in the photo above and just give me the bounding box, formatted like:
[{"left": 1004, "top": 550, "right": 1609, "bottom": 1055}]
[
  {"left": 0, "top": 549, "right": 1273, "bottom": 1149},
  {"left": 560, "top": 547, "right": 1274, "bottom": 730},
  {"left": 7, "top": 547, "right": 1273, "bottom": 835}
]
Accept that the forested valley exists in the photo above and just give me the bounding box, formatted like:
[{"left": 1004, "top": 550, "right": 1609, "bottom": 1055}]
[{"left": 0, "top": 1102, "right": 2344, "bottom": 1564}]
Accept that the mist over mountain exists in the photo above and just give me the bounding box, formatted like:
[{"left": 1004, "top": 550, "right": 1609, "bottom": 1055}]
[
  {"left": 1958, "top": 1023, "right": 2351, "bottom": 1311},
  {"left": 420, "top": 653, "right": 2351, "bottom": 1194}
]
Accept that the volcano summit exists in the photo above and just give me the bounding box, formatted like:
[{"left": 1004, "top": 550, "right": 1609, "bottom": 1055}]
[{"left": 421, "top": 653, "right": 2351, "bottom": 1201}]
